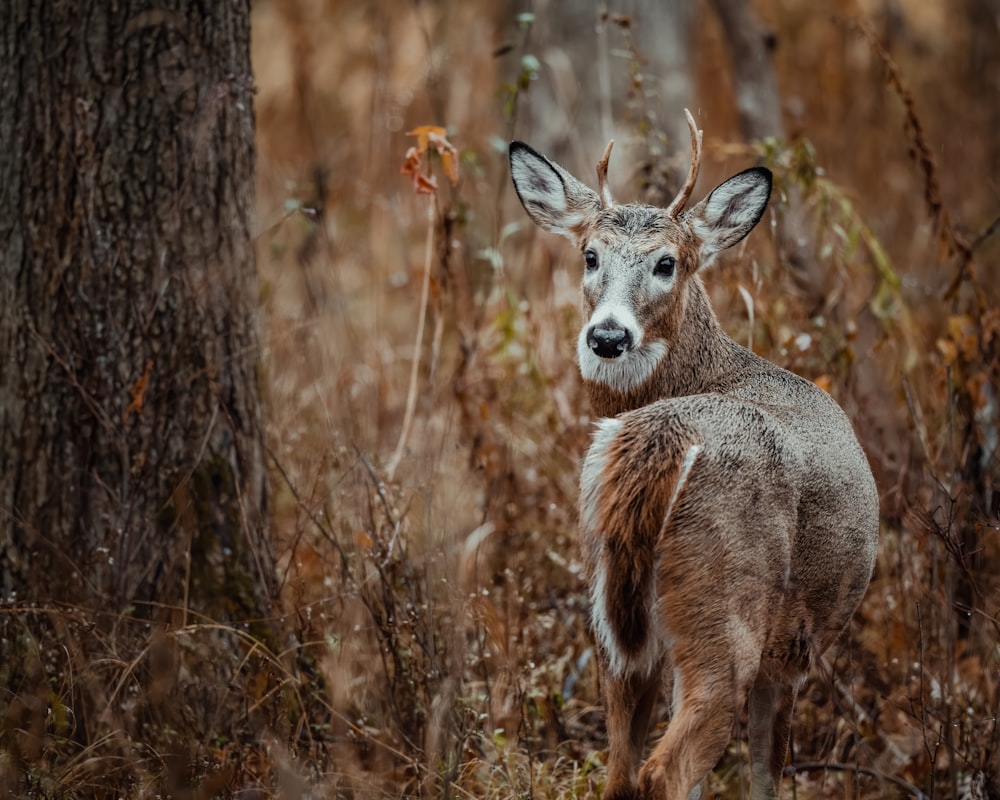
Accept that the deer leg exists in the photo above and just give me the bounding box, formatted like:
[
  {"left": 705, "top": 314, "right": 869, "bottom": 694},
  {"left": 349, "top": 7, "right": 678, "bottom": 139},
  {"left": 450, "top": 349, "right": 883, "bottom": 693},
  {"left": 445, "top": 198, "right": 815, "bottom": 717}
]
[
  {"left": 602, "top": 660, "right": 662, "bottom": 800},
  {"left": 748, "top": 677, "right": 798, "bottom": 799},
  {"left": 636, "top": 658, "right": 741, "bottom": 800}
]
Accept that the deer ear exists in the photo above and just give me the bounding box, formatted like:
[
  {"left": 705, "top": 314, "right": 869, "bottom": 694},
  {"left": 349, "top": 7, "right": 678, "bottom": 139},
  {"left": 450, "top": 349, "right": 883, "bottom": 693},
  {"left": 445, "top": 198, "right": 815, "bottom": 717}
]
[
  {"left": 509, "top": 141, "right": 602, "bottom": 241},
  {"left": 688, "top": 167, "right": 772, "bottom": 260}
]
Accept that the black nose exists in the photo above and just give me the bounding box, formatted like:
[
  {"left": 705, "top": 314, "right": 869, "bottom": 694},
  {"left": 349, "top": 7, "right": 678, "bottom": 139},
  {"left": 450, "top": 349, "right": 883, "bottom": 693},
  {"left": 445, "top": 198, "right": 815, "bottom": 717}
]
[{"left": 587, "top": 324, "right": 633, "bottom": 358}]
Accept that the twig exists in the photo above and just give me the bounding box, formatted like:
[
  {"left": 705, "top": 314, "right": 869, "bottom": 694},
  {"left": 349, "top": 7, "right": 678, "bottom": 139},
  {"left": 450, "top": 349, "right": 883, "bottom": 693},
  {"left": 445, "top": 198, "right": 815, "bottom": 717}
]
[
  {"left": 852, "top": 19, "right": 978, "bottom": 303},
  {"left": 28, "top": 326, "right": 115, "bottom": 431},
  {"left": 784, "top": 761, "right": 929, "bottom": 799},
  {"left": 266, "top": 442, "right": 356, "bottom": 584},
  {"left": 916, "top": 601, "right": 936, "bottom": 774},
  {"left": 386, "top": 193, "right": 436, "bottom": 481},
  {"left": 356, "top": 445, "right": 402, "bottom": 564},
  {"left": 969, "top": 212, "right": 1000, "bottom": 255}
]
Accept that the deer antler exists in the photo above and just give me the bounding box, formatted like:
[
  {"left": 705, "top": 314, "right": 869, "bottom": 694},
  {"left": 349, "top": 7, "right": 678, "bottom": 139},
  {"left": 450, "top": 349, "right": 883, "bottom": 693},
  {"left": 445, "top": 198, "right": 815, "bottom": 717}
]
[
  {"left": 666, "top": 109, "right": 703, "bottom": 219},
  {"left": 596, "top": 139, "right": 615, "bottom": 207}
]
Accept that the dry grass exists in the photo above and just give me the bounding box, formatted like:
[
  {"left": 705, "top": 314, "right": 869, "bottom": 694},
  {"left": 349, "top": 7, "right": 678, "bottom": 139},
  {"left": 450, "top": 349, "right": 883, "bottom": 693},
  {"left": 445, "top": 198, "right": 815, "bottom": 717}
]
[
  {"left": 252, "top": 0, "right": 999, "bottom": 796},
  {"left": 3, "top": 0, "right": 998, "bottom": 797}
]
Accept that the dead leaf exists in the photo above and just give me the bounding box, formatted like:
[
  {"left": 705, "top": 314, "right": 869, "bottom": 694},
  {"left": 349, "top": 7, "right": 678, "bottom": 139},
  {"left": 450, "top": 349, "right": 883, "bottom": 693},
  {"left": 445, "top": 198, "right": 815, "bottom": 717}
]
[
  {"left": 947, "top": 314, "right": 979, "bottom": 361},
  {"left": 401, "top": 125, "right": 459, "bottom": 194},
  {"left": 123, "top": 360, "right": 153, "bottom": 423},
  {"left": 412, "top": 172, "right": 438, "bottom": 195},
  {"left": 426, "top": 128, "right": 459, "bottom": 186},
  {"left": 813, "top": 374, "right": 833, "bottom": 393},
  {"left": 936, "top": 337, "right": 958, "bottom": 365},
  {"left": 401, "top": 145, "right": 422, "bottom": 177}
]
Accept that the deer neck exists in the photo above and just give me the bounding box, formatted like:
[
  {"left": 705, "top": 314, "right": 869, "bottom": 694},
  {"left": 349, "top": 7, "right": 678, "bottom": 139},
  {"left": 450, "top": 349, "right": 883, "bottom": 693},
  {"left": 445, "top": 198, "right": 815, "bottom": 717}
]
[{"left": 584, "top": 278, "right": 755, "bottom": 418}]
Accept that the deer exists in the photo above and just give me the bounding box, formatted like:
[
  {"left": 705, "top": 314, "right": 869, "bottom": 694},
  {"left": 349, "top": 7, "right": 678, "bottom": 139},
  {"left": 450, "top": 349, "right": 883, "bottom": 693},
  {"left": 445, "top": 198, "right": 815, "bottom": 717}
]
[{"left": 508, "top": 110, "right": 879, "bottom": 800}]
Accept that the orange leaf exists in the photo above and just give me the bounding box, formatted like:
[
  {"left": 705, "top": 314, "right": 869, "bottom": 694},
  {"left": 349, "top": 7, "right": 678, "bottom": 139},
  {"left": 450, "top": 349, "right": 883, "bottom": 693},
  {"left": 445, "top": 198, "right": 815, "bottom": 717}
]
[
  {"left": 401, "top": 126, "right": 459, "bottom": 192},
  {"left": 947, "top": 314, "right": 979, "bottom": 361},
  {"left": 936, "top": 337, "right": 958, "bottom": 365},
  {"left": 427, "top": 129, "right": 459, "bottom": 186},
  {"left": 412, "top": 172, "right": 438, "bottom": 195},
  {"left": 407, "top": 125, "right": 447, "bottom": 153},
  {"left": 813, "top": 374, "right": 833, "bottom": 393},
  {"left": 400, "top": 145, "right": 423, "bottom": 178},
  {"left": 123, "top": 360, "right": 153, "bottom": 423},
  {"left": 439, "top": 150, "right": 458, "bottom": 186}
]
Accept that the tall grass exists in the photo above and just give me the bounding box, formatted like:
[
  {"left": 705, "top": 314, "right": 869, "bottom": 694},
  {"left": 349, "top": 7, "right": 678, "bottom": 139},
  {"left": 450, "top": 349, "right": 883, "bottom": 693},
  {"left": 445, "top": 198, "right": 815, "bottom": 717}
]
[
  {"left": 2, "top": 0, "right": 996, "bottom": 796},
  {"left": 254, "top": 1, "right": 998, "bottom": 797}
]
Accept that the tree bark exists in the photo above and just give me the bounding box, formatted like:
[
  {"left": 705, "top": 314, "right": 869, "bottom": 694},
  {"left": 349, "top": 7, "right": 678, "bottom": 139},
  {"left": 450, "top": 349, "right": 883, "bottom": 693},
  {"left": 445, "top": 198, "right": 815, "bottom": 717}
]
[
  {"left": 0, "top": 1, "right": 272, "bottom": 620},
  {"left": 0, "top": 4, "right": 277, "bottom": 787},
  {"left": 708, "top": 0, "right": 828, "bottom": 313},
  {"left": 706, "top": 0, "right": 784, "bottom": 143}
]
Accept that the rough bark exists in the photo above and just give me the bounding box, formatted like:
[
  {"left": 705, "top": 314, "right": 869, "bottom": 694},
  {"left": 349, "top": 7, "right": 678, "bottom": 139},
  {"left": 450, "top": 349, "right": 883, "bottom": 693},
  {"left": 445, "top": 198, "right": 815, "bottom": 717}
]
[
  {"left": 0, "top": 3, "right": 277, "bottom": 787},
  {"left": 0, "top": 0, "right": 272, "bottom": 617}
]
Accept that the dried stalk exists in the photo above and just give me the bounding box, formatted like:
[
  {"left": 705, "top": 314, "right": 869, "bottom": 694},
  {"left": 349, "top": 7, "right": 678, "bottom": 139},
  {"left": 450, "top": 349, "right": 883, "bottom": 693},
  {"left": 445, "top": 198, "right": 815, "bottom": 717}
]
[{"left": 387, "top": 194, "right": 436, "bottom": 481}]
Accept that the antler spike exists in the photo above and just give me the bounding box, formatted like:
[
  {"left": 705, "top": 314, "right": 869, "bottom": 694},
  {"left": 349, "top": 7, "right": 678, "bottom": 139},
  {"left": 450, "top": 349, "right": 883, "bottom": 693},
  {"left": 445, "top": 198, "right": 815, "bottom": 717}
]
[
  {"left": 666, "top": 109, "right": 703, "bottom": 219},
  {"left": 596, "top": 139, "right": 615, "bottom": 207}
]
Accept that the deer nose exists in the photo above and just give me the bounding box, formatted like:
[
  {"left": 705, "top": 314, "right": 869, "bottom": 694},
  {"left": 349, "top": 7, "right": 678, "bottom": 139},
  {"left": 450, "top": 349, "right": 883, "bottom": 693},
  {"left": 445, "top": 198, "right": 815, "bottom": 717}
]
[{"left": 587, "top": 323, "right": 633, "bottom": 359}]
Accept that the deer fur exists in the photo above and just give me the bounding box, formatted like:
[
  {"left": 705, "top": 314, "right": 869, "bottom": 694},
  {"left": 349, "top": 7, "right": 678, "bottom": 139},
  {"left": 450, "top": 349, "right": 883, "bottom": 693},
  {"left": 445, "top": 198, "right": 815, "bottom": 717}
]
[{"left": 509, "top": 114, "right": 879, "bottom": 800}]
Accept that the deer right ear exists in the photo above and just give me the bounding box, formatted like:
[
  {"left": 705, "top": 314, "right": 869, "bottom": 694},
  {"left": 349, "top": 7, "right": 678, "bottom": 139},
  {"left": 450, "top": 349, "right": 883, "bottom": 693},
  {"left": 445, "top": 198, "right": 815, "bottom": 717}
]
[{"left": 509, "top": 142, "right": 602, "bottom": 241}]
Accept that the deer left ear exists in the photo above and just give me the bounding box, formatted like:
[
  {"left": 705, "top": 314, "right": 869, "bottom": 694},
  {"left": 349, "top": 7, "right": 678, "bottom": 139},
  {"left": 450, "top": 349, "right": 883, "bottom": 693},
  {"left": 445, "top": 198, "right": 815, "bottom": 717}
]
[{"left": 688, "top": 167, "right": 772, "bottom": 260}]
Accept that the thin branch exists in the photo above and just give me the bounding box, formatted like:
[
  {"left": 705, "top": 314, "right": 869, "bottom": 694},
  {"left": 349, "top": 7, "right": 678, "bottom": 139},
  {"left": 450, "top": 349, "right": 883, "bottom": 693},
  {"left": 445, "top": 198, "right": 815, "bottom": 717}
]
[
  {"left": 852, "top": 20, "right": 979, "bottom": 303},
  {"left": 784, "top": 761, "right": 929, "bottom": 800},
  {"left": 356, "top": 445, "right": 402, "bottom": 564},
  {"left": 969, "top": 211, "right": 1000, "bottom": 253},
  {"left": 28, "top": 326, "right": 115, "bottom": 432}
]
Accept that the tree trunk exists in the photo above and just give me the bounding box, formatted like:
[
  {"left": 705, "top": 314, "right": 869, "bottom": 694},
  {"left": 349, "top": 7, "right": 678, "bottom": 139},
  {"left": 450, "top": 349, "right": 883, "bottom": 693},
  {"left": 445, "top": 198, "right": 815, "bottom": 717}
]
[
  {"left": 0, "top": 0, "right": 271, "bottom": 616},
  {"left": 0, "top": 1, "right": 275, "bottom": 787},
  {"left": 708, "top": 0, "right": 828, "bottom": 313}
]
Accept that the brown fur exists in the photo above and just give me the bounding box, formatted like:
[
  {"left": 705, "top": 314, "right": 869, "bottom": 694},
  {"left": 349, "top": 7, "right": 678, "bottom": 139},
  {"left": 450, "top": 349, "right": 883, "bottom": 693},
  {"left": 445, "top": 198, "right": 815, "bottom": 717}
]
[{"left": 510, "top": 138, "right": 879, "bottom": 800}]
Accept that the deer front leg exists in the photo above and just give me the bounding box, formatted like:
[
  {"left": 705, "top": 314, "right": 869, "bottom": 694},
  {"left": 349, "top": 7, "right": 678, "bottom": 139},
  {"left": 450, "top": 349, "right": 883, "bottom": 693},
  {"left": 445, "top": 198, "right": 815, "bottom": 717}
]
[{"left": 601, "top": 660, "right": 663, "bottom": 800}]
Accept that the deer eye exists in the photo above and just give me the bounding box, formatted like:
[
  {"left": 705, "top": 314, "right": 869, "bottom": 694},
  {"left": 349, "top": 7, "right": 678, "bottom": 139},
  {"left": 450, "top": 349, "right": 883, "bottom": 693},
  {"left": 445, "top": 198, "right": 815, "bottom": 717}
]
[
  {"left": 584, "top": 249, "right": 599, "bottom": 272},
  {"left": 654, "top": 255, "right": 676, "bottom": 278}
]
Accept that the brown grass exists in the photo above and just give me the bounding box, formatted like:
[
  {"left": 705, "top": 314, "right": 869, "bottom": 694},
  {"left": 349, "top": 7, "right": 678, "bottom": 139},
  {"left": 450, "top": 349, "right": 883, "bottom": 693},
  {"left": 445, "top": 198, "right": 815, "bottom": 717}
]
[
  {"left": 253, "top": 0, "right": 1000, "bottom": 796},
  {"left": 4, "top": 0, "right": 998, "bottom": 796}
]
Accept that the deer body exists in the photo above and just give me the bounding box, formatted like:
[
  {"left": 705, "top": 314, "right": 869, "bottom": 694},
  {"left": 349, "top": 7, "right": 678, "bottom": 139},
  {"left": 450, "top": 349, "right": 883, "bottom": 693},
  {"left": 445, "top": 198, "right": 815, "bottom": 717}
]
[{"left": 510, "top": 115, "right": 878, "bottom": 800}]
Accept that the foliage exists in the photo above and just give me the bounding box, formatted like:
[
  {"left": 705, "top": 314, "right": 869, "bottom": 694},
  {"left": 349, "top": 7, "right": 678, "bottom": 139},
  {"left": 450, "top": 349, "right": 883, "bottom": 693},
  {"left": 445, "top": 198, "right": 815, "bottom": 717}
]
[{"left": 4, "top": 0, "right": 999, "bottom": 797}]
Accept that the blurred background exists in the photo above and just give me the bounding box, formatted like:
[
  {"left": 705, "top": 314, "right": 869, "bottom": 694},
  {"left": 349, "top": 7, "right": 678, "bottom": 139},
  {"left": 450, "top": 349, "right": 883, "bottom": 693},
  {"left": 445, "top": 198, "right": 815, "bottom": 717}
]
[{"left": 253, "top": 0, "right": 999, "bottom": 796}]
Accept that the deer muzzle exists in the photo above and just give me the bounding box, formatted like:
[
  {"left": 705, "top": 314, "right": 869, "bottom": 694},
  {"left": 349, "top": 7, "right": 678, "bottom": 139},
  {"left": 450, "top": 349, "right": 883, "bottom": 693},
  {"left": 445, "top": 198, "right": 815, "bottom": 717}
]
[{"left": 587, "top": 321, "right": 633, "bottom": 359}]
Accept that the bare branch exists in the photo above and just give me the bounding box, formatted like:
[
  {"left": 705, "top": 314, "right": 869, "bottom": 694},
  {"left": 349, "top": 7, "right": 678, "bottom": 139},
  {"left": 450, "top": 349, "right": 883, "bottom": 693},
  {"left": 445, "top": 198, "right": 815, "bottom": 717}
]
[
  {"left": 785, "top": 761, "right": 929, "bottom": 800},
  {"left": 666, "top": 108, "right": 703, "bottom": 219}
]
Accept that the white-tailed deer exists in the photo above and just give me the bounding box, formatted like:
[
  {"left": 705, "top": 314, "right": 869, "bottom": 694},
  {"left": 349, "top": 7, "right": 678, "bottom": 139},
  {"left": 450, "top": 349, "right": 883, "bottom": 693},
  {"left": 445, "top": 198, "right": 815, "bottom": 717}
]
[{"left": 509, "top": 112, "right": 879, "bottom": 800}]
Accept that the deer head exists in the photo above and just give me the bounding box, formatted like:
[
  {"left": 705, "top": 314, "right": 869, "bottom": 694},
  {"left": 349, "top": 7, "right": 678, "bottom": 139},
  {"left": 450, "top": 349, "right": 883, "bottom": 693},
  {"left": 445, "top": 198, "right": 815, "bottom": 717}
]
[{"left": 509, "top": 111, "right": 771, "bottom": 402}]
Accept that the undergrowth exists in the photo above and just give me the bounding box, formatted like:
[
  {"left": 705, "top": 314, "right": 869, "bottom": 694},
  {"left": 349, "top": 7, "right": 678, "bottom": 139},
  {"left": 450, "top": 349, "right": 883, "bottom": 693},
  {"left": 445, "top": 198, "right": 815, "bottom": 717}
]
[{"left": 2, "top": 1, "right": 998, "bottom": 798}]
